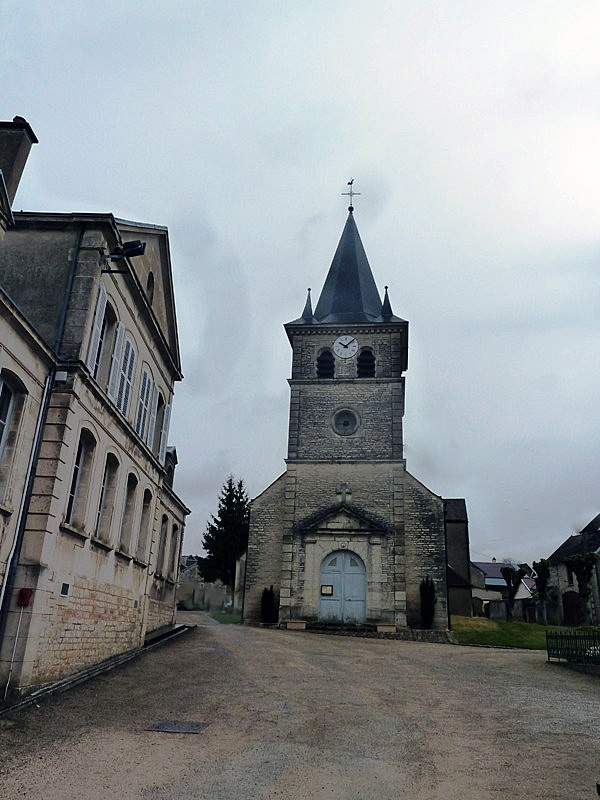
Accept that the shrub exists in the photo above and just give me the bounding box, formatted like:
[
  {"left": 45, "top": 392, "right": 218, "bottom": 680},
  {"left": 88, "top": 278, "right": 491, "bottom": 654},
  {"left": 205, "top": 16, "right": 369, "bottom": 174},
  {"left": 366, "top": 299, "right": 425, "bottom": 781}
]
[
  {"left": 261, "top": 585, "right": 279, "bottom": 624},
  {"left": 420, "top": 576, "right": 437, "bottom": 628}
]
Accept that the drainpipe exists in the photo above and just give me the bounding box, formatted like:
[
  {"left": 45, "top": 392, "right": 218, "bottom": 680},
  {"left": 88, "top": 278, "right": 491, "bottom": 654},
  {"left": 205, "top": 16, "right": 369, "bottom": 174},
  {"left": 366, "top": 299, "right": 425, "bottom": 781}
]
[{"left": 0, "top": 369, "right": 54, "bottom": 665}]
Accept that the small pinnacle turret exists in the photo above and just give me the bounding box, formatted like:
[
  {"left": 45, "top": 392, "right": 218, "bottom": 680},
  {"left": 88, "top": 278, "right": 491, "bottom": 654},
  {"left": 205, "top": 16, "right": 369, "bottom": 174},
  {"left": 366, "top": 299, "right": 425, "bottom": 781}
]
[{"left": 301, "top": 287, "right": 313, "bottom": 321}]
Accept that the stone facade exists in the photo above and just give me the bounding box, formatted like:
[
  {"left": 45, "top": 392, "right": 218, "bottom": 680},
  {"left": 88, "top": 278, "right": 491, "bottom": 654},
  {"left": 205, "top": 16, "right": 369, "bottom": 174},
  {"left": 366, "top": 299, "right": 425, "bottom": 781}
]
[
  {"left": 0, "top": 119, "right": 189, "bottom": 695},
  {"left": 244, "top": 208, "right": 464, "bottom": 631},
  {"left": 548, "top": 516, "right": 600, "bottom": 626}
]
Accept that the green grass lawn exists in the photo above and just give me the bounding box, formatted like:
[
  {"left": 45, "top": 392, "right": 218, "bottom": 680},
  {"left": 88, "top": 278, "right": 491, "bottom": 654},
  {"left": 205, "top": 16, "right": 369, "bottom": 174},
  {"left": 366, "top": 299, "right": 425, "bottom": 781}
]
[
  {"left": 210, "top": 610, "right": 242, "bottom": 624},
  {"left": 451, "top": 615, "right": 548, "bottom": 650}
]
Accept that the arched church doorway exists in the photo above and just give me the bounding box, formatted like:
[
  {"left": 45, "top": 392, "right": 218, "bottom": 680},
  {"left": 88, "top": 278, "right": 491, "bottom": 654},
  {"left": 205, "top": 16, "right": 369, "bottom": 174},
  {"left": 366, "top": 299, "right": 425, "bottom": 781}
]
[{"left": 319, "top": 550, "right": 366, "bottom": 623}]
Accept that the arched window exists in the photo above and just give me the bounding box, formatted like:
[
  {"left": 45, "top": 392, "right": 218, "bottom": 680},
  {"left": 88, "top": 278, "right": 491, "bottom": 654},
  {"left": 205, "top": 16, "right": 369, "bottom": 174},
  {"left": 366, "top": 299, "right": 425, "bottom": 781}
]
[
  {"left": 0, "top": 370, "right": 28, "bottom": 502},
  {"left": 119, "top": 472, "right": 138, "bottom": 553},
  {"left": 107, "top": 328, "right": 137, "bottom": 417},
  {"left": 94, "top": 302, "right": 118, "bottom": 386},
  {"left": 145, "top": 272, "right": 155, "bottom": 305},
  {"left": 317, "top": 349, "right": 334, "bottom": 379},
  {"left": 168, "top": 524, "right": 179, "bottom": 578},
  {"left": 151, "top": 392, "right": 164, "bottom": 453},
  {"left": 151, "top": 392, "right": 171, "bottom": 462},
  {"left": 95, "top": 453, "right": 120, "bottom": 544},
  {"left": 156, "top": 514, "right": 169, "bottom": 576},
  {"left": 85, "top": 284, "right": 118, "bottom": 387},
  {"left": 357, "top": 348, "right": 375, "bottom": 378},
  {"left": 0, "top": 378, "right": 15, "bottom": 460},
  {"left": 136, "top": 489, "right": 153, "bottom": 562},
  {"left": 65, "top": 428, "right": 96, "bottom": 530},
  {"left": 135, "top": 367, "right": 152, "bottom": 439},
  {"left": 116, "top": 337, "right": 136, "bottom": 415}
]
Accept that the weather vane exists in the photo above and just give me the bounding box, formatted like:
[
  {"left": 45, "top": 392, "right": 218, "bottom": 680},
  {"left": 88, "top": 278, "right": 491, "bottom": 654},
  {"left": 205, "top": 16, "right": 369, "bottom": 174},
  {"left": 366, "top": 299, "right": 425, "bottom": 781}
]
[{"left": 342, "top": 178, "right": 361, "bottom": 210}]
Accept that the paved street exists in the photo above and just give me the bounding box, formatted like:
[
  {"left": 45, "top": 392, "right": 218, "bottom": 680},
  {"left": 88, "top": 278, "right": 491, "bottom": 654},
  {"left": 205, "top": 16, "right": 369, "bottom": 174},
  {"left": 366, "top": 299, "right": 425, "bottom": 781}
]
[{"left": 0, "top": 611, "right": 598, "bottom": 799}]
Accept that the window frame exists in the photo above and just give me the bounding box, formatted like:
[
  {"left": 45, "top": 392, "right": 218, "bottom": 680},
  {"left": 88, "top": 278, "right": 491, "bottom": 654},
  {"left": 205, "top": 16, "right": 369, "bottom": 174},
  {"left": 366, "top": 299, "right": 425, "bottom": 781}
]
[
  {"left": 64, "top": 428, "right": 97, "bottom": 530},
  {"left": 95, "top": 452, "right": 120, "bottom": 544}
]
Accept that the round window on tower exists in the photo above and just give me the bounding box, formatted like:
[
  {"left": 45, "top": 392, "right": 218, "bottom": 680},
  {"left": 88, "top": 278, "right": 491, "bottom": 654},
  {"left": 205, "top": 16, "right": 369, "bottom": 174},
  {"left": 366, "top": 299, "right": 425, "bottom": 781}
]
[{"left": 332, "top": 408, "right": 359, "bottom": 436}]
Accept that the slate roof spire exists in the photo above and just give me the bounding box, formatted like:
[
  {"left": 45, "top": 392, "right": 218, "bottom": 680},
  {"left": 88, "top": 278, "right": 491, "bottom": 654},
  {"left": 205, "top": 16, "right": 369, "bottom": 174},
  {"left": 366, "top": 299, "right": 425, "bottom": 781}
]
[
  {"left": 313, "top": 208, "right": 384, "bottom": 324},
  {"left": 285, "top": 206, "right": 406, "bottom": 329},
  {"left": 301, "top": 287, "right": 313, "bottom": 321},
  {"left": 382, "top": 285, "right": 393, "bottom": 320}
]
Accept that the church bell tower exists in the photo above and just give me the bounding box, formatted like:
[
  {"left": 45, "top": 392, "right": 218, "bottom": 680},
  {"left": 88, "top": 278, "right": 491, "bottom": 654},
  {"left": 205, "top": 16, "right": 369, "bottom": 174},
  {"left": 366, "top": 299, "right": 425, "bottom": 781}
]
[
  {"left": 284, "top": 204, "right": 408, "bottom": 467},
  {"left": 244, "top": 194, "right": 451, "bottom": 631}
]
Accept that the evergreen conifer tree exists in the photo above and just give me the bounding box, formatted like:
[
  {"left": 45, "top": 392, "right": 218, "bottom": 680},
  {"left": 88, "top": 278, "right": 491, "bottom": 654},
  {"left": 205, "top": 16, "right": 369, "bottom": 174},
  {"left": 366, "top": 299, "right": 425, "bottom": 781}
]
[{"left": 198, "top": 476, "right": 249, "bottom": 589}]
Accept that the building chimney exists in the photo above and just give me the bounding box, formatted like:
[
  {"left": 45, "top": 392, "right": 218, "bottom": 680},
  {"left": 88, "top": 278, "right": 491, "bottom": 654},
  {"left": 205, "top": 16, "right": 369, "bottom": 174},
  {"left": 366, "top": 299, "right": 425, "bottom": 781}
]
[{"left": 0, "top": 116, "right": 38, "bottom": 205}]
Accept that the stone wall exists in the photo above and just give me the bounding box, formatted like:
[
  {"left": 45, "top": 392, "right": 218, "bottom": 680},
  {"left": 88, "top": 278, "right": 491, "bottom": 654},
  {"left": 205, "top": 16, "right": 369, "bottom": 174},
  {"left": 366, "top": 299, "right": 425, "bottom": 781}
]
[
  {"left": 404, "top": 473, "right": 448, "bottom": 629},
  {"left": 244, "top": 474, "right": 286, "bottom": 623}
]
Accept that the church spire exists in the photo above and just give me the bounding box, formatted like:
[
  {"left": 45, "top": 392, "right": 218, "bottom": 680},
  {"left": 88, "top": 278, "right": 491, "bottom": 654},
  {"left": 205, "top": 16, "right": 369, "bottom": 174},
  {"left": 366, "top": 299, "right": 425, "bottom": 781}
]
[
  {"left": 286, "top": 202, "right": 406, "bottom": 332},
  {"left": 313, "top": 209, "right": 383, "bottom": 324}
]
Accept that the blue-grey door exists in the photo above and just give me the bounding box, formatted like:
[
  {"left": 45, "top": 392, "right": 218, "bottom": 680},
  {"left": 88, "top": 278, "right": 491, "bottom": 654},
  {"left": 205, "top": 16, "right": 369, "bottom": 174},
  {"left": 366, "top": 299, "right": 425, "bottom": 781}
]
[{"left": 319, "top": 550, "right": 366, "bottom": 623}]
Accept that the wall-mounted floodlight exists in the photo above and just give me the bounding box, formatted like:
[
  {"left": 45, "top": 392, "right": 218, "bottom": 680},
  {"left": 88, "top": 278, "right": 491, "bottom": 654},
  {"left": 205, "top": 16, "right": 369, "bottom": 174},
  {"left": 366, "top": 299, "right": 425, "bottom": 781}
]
[
  {"left": 101, "top": 240, "right": 146, "bottom": 274},
  {"left": 108, "top": 240, "right": 146, "bottom": 260}
]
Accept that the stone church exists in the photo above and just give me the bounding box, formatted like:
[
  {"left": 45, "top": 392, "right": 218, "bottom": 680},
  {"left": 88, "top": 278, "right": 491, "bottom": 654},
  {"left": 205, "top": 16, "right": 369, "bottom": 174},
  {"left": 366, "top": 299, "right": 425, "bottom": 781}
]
[{"left": 244, "top": 201, "right": 470, "bottom": 630}]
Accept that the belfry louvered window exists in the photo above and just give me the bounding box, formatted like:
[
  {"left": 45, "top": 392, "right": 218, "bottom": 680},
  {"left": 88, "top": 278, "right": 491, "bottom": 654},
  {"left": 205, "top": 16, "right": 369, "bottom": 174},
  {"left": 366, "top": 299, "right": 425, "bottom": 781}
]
[
  {"left": 317, "top": 349, "right": 334, "bottom": 378},
  {"left": 357, "top": 349, "right": 375, "bottom": 378}
]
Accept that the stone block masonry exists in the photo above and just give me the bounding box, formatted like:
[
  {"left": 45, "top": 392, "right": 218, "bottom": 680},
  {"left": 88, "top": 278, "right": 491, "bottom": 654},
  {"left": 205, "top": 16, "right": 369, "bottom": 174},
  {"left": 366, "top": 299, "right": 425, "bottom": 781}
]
[{"left": 28, "top": 578, "right": 143, "bottom": 685}]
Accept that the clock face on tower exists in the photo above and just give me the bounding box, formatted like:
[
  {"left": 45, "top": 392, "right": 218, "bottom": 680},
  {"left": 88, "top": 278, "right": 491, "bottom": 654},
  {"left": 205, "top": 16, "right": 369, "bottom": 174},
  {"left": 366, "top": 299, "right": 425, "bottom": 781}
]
[{"left": 333, "top": 335, "right": 359, "bottom": 359}]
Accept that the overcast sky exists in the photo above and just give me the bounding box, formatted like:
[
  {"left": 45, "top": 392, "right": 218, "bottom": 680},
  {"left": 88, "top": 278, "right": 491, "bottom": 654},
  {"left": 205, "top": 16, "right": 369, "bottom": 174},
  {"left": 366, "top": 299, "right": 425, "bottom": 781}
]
[{"left": 2, "top": 1, "right": 599, "bottom": 564}]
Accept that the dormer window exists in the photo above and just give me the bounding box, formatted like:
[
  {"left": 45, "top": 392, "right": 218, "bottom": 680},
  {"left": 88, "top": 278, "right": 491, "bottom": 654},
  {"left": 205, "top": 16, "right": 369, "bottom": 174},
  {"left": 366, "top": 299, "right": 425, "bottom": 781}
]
[
  {"left": 357, "top": 348, "right": 375, "bottom": 378},
  {"left": 317, "top": 349, "right": 334, "bottom": 379}
]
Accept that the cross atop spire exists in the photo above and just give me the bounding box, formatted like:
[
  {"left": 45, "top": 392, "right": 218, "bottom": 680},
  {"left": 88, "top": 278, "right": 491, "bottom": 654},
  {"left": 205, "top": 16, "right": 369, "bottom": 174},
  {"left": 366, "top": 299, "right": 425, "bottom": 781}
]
[{"left": 341, "top": 178, "right": 361, "bottom": 212}]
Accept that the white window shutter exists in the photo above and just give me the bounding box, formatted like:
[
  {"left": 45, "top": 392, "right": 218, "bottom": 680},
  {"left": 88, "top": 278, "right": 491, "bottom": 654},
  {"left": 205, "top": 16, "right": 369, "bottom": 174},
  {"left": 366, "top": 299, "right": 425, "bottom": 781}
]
[
  {"left": 117, "top": 339, "right": 136, "bottom": 415},
  {"left": 123, "top": 342, "right": 136, "bottom": 414},
  {"left": 107, "top": 322, "right": 124, "bottom": 401},
  {"left": 159, "top": 402, "right": 171, "bottom": 463},
  {"left": 85, "top": 284, "right": 107, "bottom": 372},
  {"left": 135, "top": 370, "right": 150, "bottom": 436},
  {"left": 146, "top": 383, "right": 158, "bottom": 449}
]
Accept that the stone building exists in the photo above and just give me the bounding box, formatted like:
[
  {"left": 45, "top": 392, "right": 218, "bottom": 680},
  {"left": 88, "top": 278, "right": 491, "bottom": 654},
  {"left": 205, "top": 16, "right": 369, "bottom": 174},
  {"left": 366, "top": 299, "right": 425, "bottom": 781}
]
[
  {"left": 244, "top": 202, "right": 469, "bottom": 630},
  {"left": 548, "top": 513, "right": 600, "bottom": 626},
  {"left": 0, "top": 118, "right": 189, "bottom": 695}
]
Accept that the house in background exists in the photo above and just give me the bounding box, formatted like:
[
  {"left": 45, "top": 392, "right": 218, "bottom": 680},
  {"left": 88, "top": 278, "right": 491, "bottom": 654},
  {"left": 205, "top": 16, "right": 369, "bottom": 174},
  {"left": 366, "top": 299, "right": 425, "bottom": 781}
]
[
  {"left": 0, "top": 117, "right": 189, "bottom": 696},
  {"left": 548, "top": 513, "right": 600, "bottom": 626},
  {"left": 177, "top": 556, "right": 230, "bottom": 611},
  {"left": 471, "top": 559, "right": 535, "bottom": 620}
]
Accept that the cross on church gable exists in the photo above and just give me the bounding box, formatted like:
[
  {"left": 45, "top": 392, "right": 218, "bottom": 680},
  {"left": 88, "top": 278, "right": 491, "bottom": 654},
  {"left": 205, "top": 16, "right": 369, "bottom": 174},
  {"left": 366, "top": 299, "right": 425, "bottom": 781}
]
[{"left": 336, "top": 482, "right": 352, "bottom": 504}]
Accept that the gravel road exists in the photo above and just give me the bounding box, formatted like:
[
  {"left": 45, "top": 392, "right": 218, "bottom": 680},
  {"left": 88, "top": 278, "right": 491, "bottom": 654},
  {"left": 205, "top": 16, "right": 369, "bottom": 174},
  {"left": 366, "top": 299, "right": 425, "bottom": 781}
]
[{"left": 0, "top": 611, "right": 598, "bottom": 799}]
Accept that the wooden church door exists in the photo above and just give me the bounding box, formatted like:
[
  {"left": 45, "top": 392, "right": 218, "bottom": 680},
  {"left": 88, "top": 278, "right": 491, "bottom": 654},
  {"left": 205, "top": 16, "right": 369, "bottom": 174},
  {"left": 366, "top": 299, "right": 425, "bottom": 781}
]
[{"left": 319, "top": 550, "right": 366, "bottom": 623}]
